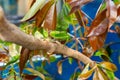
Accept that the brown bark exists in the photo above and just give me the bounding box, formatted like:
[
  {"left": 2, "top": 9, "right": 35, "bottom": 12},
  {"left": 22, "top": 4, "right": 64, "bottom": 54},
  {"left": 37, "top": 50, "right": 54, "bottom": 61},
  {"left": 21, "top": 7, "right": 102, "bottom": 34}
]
[{"left": 0, "top": 7, "right": 95, "bottom": 67}]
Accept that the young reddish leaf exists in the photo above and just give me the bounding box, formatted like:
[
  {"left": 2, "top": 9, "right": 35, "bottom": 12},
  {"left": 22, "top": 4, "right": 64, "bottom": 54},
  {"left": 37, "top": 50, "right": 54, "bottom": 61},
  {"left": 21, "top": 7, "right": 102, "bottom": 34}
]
[
  {"left": 105, "top": 0, "right": 117, "bottom": 28},
  {"left": 87, "top": 9, "right": 107, "bottom": 37},
  {"left": 35, "top": 0, "right": 55, "bottom": 27},
  {"left": 25, "top": 68, "right": 45, "bottom": 80},
  {"left": 95, "top": 1, "right": 106, "bottom": 16},
  {"left": 87, "top": 10, "right": 108, "bottom": 51},
  {"left": 118, "top": 6, "right": 120, "bottom": 16},
  {"left": 97, "top": 68, "right": 109, "bottom": 80},
  {"left": 87, "top": 1, "right": 117, "bottom": 36},
  {"left": 87, "top": 19, "right": 108, "bottom": 37},
  {"left": 19, "top": 48, "right": 30, "bottom": 75},
  {"left": 65, "top": 0, "right": 73, "bottom": 3},
  {"left": 21, "top": 0, "right": 46, "bottom": 21},
  {"left": 0, "top": 51, "right": 9, "bottom": 63},
  {"left": 87, "top": 4, "right": 117, "bottom": 51},
  {"left": 116, "top": 7, "right": 120, "bottom": 22},
  {"left": 57, "top": 60, "right": 63, "bottom": 75},
  {"left": 68, "top": 0, "right": 91, "bottom": 27},
  {"left": 69, "top": 0, "right": 92, "bottom": 13},
  {"left": 70, "top": 0, "right": 92, "bottom": 7},
  {"left": 99, "top": 62, "right": 117, "bottom": 72},
  {"left": 88, "top": 31, "right": 107, "bottom": 52},
  {"left": 44, "top": 3, "right": 57, "bottom": 30},
  {"left": 74, "top": 10, "right": 88, "bottom": 27},
  {"left": 22, "top": 74, "right": 37, "bottom": 80},
  {"left": 0, "top": 67, "right": 5, "bottom": 70}
]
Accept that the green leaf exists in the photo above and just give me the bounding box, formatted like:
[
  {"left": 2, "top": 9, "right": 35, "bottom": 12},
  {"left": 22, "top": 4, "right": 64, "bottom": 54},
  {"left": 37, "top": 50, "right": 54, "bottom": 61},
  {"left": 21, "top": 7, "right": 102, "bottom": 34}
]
[
  {"left": 113, "top": 0, "right": 120, "bottom": 5},
  {"left": 34, "top": 31, "right": 44, "bottom": 39},
  {"left": 6, "top": 75, "right": 21, "bottom": 80},
  {"left": 45, "top": 77, "right": 53, "bottom": 80},
  {"left": 94, "top": 50, "right": 102, "bottom": 56},
  {"left": 49, "top": 56, "right": 56, "bottom": 62},
  {"left": 99, "top": 61, "right": 117, "bottom": 72},
  {"left": 0, "top": 40, "right": 12, "bottom": 47},
  {"left": 105, "top": 70, "right": 115, "bottom": 80},
  {"left": 70, "top": 72, "right": 80, "bottom": 80},
  {"left": 32, "top": 27, "right": 38, "bottom": 35},
  {"left": 105, "top": 46, "right": 112, "bottom": 56},
  {"left": 56, "top": 20, "right": 69, "bottom": 31},
  {"left": 94, "top": 48, "right": 111, "bottom": 61},
  {"left": 40, "top": 28, "right": 48, "bottom": 38},
  {"left": 62, "top": 3, "right": 72, "bottom": 23},
  {"left": 99, "top": 2, "right": 106, "bottom": 13},
  {"left": 36, "top": 67, "right": 49, "bottom": 75},
  {"left": 68, "top": 58, "right": 73, "bottom": 64},
  {"left": 56, "top": 3, "right": 76, "bottom": 31},
  {"left": 25, "top": 68, "right": 45, "bottom": 80},
  {"left": 21, "top": 0, "right": 46, "bottom": 21},
  {"left": 50, "top": 31, "right": 70, "bottom": 40},
  {"left": 5, "top": 55, "right": 19, "bottom": 67}
]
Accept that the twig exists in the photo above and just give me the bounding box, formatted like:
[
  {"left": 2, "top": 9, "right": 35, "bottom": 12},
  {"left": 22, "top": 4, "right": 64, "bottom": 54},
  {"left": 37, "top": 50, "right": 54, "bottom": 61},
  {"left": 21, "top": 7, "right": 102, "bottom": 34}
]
[{"left": 68, "top": 33, "right": 84, "bottom": 49}]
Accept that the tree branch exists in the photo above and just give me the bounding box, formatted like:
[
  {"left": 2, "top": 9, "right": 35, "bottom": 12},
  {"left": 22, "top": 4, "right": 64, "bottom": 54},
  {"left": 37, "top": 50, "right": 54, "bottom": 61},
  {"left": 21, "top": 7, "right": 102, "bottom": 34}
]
[{"left": 0, "top": 7, "right": 95, "bottom": 67}]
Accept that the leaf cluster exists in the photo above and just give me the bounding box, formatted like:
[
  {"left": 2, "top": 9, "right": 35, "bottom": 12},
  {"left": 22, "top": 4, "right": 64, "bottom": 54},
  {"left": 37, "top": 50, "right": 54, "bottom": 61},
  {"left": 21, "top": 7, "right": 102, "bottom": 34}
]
[{"left": 0, "top": 0, "right": 120, "bottom": 80}]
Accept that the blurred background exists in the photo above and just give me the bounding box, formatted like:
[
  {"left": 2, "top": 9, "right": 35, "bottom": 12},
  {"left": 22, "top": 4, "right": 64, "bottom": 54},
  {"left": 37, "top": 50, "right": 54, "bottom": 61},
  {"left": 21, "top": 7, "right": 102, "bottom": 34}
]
[
  {"left": 0, "top": 0, "right": 26, "bottom": 16},
  {"left": 0, "top": 0, "right": 27, "bottom": 25},
  {"left": 0, "top": 0, "right": 62, "bottom": 25}
]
